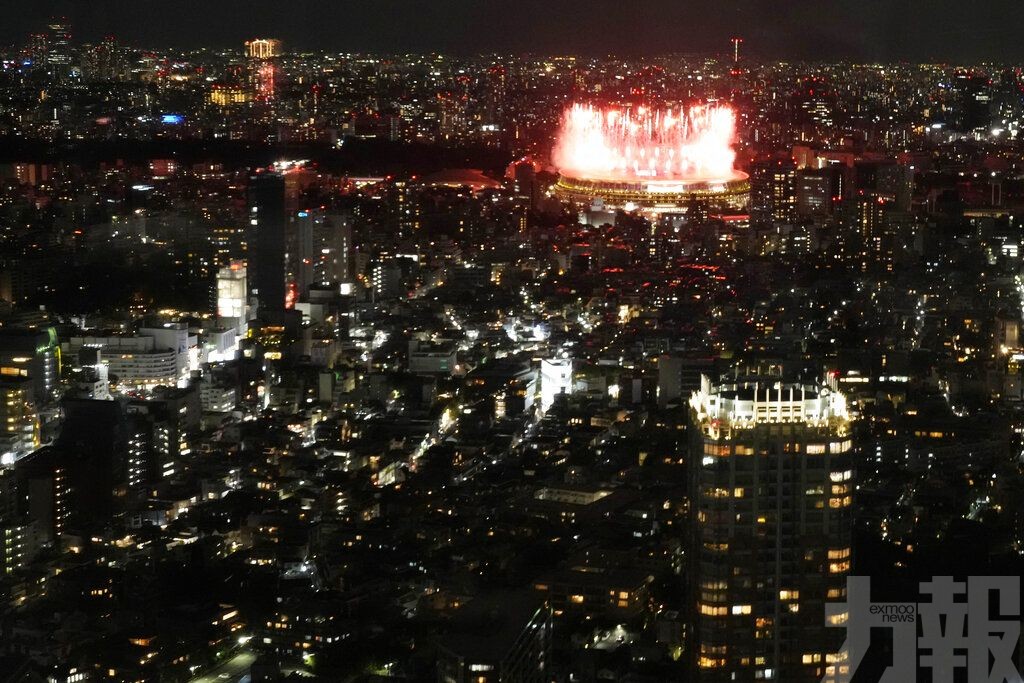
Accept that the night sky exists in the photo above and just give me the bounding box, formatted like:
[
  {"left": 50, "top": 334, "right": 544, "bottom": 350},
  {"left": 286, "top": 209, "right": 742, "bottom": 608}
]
[{"left": 3, "top": 0, "right": 1023, "bottom": 62}]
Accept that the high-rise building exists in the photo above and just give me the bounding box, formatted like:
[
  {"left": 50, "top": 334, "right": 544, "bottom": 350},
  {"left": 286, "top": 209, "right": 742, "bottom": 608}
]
[
  {"left": 294, "top": 211, "right": 315, "bottom": 299},
  {"left": 953, "top": 71, "right": 993, "bottom": 132},
  {"left": 750, "top": 158, "right": 797, "bottom": 227},
  {"left": 0, "top": 326, "right": 60, "bottom": 402},
  {"left": 324, "top": 214, "right": 352, "bottom": 284},
  {"left": 248, "top": 172, "right": 287, "bottom": 316},
  {"left": 211, "top": 225, "right": 248, "bottom": 266},
  {"left": 869, "top": 162, "right": 914, "bottom": 212},
  {"left": 0, "top": 472, "right": 40, "bottom": 577},
  {"left": 371, "top": 259, "right": 403, "bottom": 301},
  {"left": 25, "top": 33, "right": 48, "bottom": 68},
  {"left": 688, "top": 373, "right": 854, "bottom": 682},
  {"left": 1, "top": 519, "right": 40, "bottom": 575},
  {"left": 126, "top": 386, "right": 201, "bottom": 485},
  {"left": 795, "top": 169, "right": 841, "bottom": 217},
  {"left": 209, "top": 84, "right": 252, "bottom": 107},
  {"left": 46, "top": 19, "right": 72, "bottom": 71},
  {"left": 393, "top": 180, "right": 422, "bottom": 236},
  {"left": 245, "top": 38, "right": 281, "bottom": 60},
  {"left": 0, "top": 377, "right": 40, "bottom": 465},
  {"left": 841, "top": 196, "right": 900, "bottom": 273},
  {"left": 83, "top": 35, "right": 124, "bottom": 82},
  {"left": 13, "top": 446, "right": 67, "bottom": 544},
  {"left": 48, "top": 399, "right": 132, "bottom": 534},
  {"left": 216, "top": 260, "right": 248, "bottom": 322}
]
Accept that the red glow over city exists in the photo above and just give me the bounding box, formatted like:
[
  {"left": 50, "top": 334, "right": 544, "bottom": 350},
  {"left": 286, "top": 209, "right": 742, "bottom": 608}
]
[{"left": 553, "top": 103, "right": 741, "bottom": 183}]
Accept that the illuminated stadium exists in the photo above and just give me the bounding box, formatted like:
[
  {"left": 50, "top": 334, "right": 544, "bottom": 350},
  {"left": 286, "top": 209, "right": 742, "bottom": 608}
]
[{"left": 552, "top": 103, "right": 749, "bottom": 214}]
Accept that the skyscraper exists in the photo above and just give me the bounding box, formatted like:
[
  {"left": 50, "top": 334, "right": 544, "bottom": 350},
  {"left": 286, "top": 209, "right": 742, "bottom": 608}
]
[
  {"left": 46, "top": 19, "right": 71, "bottom": 73},
  {"left": 324, "top": 214, "right": 352, "bottom": 284},
  {"left": 248, "top": 172, "right": 287, "bottom": 316},
  {"left": 750, "top": 158, "right": 797, "bottom": 227},
  {"left": 688, "top": 373, "right": 853, "bottom": 682},
  {"left": 294, "top": 210, "right": 315, "bottom": 298}
]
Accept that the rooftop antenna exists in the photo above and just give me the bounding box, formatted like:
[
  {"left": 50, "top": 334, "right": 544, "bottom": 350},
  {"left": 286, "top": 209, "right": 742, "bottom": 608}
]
[{"left": 731, "top": 37, "right": 743, "bottom": 65}]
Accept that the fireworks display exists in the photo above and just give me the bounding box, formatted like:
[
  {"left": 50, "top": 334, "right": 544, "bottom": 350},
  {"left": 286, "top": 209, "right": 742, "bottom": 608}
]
[{"left": 553, "top": 103, "right": 740, "bottom": 183}]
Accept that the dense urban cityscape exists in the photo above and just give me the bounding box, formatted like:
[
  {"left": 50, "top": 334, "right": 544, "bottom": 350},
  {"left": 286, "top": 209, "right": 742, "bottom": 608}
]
[{"left": 0, "top": 11, "right": 1023, "bottom": 683}]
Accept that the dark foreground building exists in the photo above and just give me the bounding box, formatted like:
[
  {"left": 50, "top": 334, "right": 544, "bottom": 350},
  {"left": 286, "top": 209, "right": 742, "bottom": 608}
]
[{"left": 437, "top": 591, "right": 553, "bottom": 683}]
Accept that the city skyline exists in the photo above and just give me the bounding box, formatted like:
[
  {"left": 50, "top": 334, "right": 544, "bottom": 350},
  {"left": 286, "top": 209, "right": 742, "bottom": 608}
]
[
  {"left": 4, "top": 1, "right": 1024, "bottom": 62},
  {"left": 1, "top": 8, "right": 1023, "bottom": 683}
]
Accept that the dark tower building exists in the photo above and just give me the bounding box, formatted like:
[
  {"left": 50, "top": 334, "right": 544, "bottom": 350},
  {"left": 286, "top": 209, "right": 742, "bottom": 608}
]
[
  {"left": 750, "top": 158, "right": 797, "bottom": 227},
  {"left": 20, "top": 399, "right": 133, "bottom": 538},
  {"left": 953, "top": 71, "right": 993, "bottom": 132},
  {"left": 248, "top": 172, "right": 287, "bottom": 316},
  {"left": 46, "top": 18, "right": 72, "bottom": 75}
]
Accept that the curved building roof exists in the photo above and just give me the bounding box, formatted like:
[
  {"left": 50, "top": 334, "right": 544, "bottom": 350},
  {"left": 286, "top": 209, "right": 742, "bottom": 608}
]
[{"left": 419, "top": 168, "right": 503, "bottom": 191}]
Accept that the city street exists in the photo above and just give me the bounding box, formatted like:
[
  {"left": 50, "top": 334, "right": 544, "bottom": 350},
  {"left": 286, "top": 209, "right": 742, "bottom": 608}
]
[{"left": 189, "top": 650, "right": 255, "bottom": 683}]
